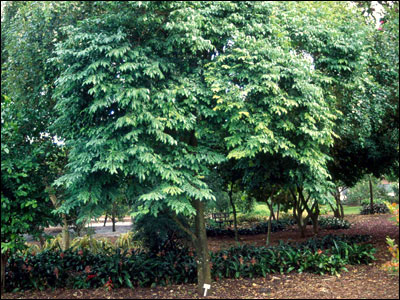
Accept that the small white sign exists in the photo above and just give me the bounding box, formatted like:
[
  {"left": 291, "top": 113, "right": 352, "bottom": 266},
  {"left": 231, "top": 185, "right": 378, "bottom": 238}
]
[{"left": 203, "top": 283, "right": 211, "bottom": 296}]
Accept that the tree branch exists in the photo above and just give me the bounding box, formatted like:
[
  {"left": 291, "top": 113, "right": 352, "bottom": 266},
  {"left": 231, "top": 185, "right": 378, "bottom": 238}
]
[{"left": 171, "top": 212, "right": 198, "bottom": 243}]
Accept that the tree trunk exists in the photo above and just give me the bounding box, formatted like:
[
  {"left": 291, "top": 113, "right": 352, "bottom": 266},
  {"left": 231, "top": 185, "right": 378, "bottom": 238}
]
[
  {"left": 331, "top": 187, "right": 345, "bottom": 219},
  {"left": 46, "top": 184, "right": 70, "bottom": 249},
  {"left": 369, "top": 175, "right": 374, "bottom": 214},
  {"left": 266, "top": 213, "right": 272, "bottom": 245},
  {"left": 39, "top": 232, "right": 46, "bottom": 249},
  {"left": 290, "top": 188, "right": 306, "bottom": 238},
  {"left": 339, "top": 200, "right": 345, "bottom": 218},
  {"left": 229, "top": 184, "right": 238, "bottom": 242},
  {"left": 267, "top": 200, "right": 276, "bottom": 221},
  {"left": 111, "top": 202, "right": 117, "bottom": 232},
  {"left": 103, "top": 214, "right": 108, "bottom": 227},
  {"left": 300, "top": 189, "right": 319, "bottom": 236},
  {"left": 193, "top": 199, "right": 212, "bottom": 295},
  {"left": 1, "top": 252, "right": 7, "bottom": 293},
  {"left": 62, "top": 213, "right": 70, "bottom": 250},
  {"left": 297, "top": 218, "right": 306, "bottom": 238},
  {"left": 310, "top": 204, "right": 319, "bottom": 236},
  {"left": 276, "top": 202, "right": 280, "bottom": 221},
  {"left": 186, "top": 130, "right": 212, "bottom": 296},
  {"left": 112, "top": 215, "right": 116, "bottom": 232}
]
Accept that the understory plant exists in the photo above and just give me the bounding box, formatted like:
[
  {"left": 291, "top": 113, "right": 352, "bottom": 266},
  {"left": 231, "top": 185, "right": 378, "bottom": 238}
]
[
  {"left": 360, "top": 203, "right": 390, "bottom": 215},
  {"left": 383, "top": 202, "right": 399, "bottom": 275},
  {"left": 5, "top": 235, "right": 375, "bottom": 292}
]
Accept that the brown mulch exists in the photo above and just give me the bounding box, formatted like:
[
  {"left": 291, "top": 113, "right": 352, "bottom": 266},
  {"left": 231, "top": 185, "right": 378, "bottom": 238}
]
[{"left": 2, "top": 214, "right": 399, "bottom": 299}]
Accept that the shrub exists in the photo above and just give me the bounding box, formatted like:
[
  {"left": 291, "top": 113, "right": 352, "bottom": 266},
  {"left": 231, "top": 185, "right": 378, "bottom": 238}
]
[
  {"left": 292, "top": 234, "right": 372, "bottom": 251},
  {"left": 360, "top": 198, "right": 386, "bottom": 206},
  {"left": 360, "top": 203, "right": 390, "bottom": 215},
  {"left": 382, "top": 203, "right": 399, "bottom": 275},
  {"left": 345, "top": 176, "right": 393, "bottom": 205},
  {"left": 318, "top": 217, "right": 351, "bottom": 229},
  {"left": 236, "top": 214, "right": 269, "bottom": 224},
  {"left": 132, "top": 213, "right": 189, "bottom": 253},
  {"left": 206, "top": 218, "right": 295, "bottom": 237}
]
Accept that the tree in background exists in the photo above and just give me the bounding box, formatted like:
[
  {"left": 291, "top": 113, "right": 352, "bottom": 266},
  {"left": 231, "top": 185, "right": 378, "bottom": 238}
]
[
  {"left": 1, "top": 95, "right": 59, "bottom": 291},
  {"left": 1, "top": 2, "right": 102, "bottom": 289}
]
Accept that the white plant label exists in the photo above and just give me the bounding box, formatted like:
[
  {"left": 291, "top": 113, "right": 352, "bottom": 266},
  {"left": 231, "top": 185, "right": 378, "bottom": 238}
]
[{"left": 203, "top": 283, "right": 211, "bottom": 296}]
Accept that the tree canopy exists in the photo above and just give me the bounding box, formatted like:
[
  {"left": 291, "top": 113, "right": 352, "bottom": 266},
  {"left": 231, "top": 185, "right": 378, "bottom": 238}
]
[{"left": 1, "top": 1, "right": 398, "bottom": 294}]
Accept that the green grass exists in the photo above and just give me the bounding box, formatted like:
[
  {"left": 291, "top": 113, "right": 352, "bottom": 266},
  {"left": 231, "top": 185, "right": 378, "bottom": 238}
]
[
  {"left": 321, "top": 205, "right": 362, "bottom": 215},
  {"left": 236, "top": 203, "right": 362, "bottom": 223}
]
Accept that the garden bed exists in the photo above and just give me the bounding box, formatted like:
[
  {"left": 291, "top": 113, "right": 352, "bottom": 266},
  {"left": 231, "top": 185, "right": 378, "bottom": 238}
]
[{"left": 2, "top": 214, "right": 398, "bottom": 299}]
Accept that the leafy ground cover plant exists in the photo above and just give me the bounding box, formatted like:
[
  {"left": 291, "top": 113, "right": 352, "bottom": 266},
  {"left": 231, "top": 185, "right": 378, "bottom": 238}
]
[
  {"left": 382, "top": 202, "right": 399, "bottom": 275},
  {"left": 206, "top": 219, "right": 295, "bottom": 237},
  {"left": 5, "top": 236, "right": 375, "bottom": 292},
  {"left": 207, "top": 216, "right": 350, "bottom": 238},
  {"left": 318, "top": 217, "right": 351, "bottom": 229}
]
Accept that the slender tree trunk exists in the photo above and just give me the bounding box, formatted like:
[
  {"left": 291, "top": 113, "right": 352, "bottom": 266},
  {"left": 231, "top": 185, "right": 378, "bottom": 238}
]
[
  {"left": 310, "top": 203, "right": 319, "bottom": 236},
  {"left": 39, "top": 232, "right": 46, "bottom": 249},
  {"left": 339, "top": 199, "right": 344, "bottom": 218},
  {"left": 1, "top": 252, "right": 7, "bottom": 293},
  {"left": 112, "top": 215, "right": 116, "bottom": 232},
  {"left": 185, "top": 130, "right": 212, "bottom": 295},
  {"left": 229, "top": 184, "right": 238, "bottom": 242},
  {"left": 266, "top": 213, "right": 272, "bottom": 245},
  {"left": 300, "top": 189, "right": 319, "bottom": 236},
  {"left": 331, "top": 187, "right": 345, "bottom": 219},
  {"left": 369, "top": 175, "right": 374, "bottom": 214},
  {"left": 46, "top": 184, "right": 70, "bottom": 249},
  {"left": 193, "top": 199, "right": 212, "bottom": 295},
  {"left": 103, "top": 214, "right": 108, "bottom": 227},
  {"left": 298, "top": 217, "right": 306, "bottom": 238},
  {"left": 62, "top": 214, "right": 70, "bottom": 250},
  {"left": 276, "top": 202, "right": 280, "bottom": 221},
  {"left": 330, "top": 189, "right": 340, "bottom": 219},
  {"left": 290, "top": 188, "right": 306, "bottom": 238},
  {"left": 111, "top": 202, "right": 117, "bottom": 232},
  {"left": 267, "top": 201, "right": 276, "bottom": 221}
]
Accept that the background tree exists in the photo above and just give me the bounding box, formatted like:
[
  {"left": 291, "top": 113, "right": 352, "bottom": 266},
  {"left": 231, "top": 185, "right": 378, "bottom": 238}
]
[
  {"left": 1, "top": 2, "right": 102, "bottom": 288},
  {"left": 1, "top": 95, "right": 59, "bottom": 291}
]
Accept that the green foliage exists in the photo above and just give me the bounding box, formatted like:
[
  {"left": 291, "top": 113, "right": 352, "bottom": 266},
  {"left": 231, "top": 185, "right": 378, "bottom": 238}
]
[
  {"left": 206, "top": 219, "right": 294, "bottom": 237},
  {"left": 1, "top": 2, "right": 398, "bottom": 289},
  {"left": 236, "top": 214, "right": 269, "bottom": 225},
  {"left": 327, "top": 2, "right": 399, "bottom": 189},
  {"left": 345, "top": 176, "right": 394, "bottom": 205},
  {"left": 115, "top": 232, "right": 142, "bottom": 251},
  {"left": 5, "top": 236, "right": 376, "bottom": 291},
  {"left": 318, "top": 217, "right": 351, "bottom": 230},
  {"left": 132, "top": 213, "right": 189, "bottom": 253},
  {"left": 206, "top": 216, "right": 350, "bottom": 237},
  {"left": 293, "top": 234, "right": 372, "bottom": 251},
  {"left": 360, "top": 203, "right": 390, "bottom": 215},
  {"left": 1, "top": 1, "right": 97, "bottom": 256},
  {"left": 1, "top": 95, "right": 59, "bottom": 255}
]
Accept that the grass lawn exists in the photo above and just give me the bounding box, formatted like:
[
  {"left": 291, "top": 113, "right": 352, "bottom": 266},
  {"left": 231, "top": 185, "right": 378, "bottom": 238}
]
[
  {"left": 236, "top": 202, "right": 362, "bottom": 222},
  {"left": 322, "top": 204, "right": 362, "bottom": 215}
]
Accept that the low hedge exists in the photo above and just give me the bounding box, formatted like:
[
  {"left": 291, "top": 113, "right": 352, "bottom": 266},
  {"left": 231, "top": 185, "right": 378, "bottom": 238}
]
[
  {"left": 291, "top": 234, "right": 372, "bottom": 251},
  {"left": 207, "top": 216, "right": 350, "bottom": 237},
  {"left": 206, "top": 218, "right": 295, "bottom": 237},
  {"left": 5, "top": 235, "right": 375, "bottom": 292},
  {"left": 318, "top": 217, "right": 351, "bottom": 229},
  {"left": 360, "top": 203, "right": 390, "bottom": 215}
]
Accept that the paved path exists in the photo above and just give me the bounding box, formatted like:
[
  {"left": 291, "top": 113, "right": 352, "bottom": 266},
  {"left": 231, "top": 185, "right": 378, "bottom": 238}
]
[{"left": 24, "top": 219, "right": 134, "bottom": 242}]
